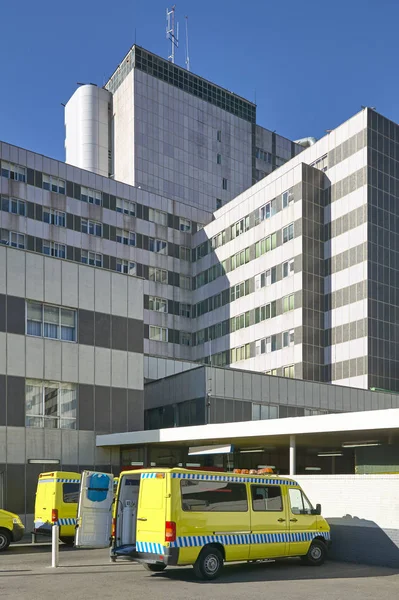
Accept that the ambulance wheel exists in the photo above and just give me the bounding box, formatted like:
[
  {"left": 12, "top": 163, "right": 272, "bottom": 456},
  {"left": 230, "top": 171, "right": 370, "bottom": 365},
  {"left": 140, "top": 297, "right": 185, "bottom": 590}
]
[
  {"left": 194, "top": 546, "right": 224, "bottom": 580},
  {"left": 143, "top": 563, "right": 167, "bottom": 572},
  {"left": 0, "top": 529, "right": 11, "bottom": 551},
  {"left": 301, "top": 540, "right": 327, "bottom": 566},
  {"left": 60, "top": 536, "right": 75, "bottom": 546}
]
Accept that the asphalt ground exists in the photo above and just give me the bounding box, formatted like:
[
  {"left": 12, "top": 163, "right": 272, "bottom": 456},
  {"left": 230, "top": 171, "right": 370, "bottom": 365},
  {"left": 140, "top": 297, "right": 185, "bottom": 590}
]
[{"left": 1, "top": 543, "right": 398, "bottom": 600}]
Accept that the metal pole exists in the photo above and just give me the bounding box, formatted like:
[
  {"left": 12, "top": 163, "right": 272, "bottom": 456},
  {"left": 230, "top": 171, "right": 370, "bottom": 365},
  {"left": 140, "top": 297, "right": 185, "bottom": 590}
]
[
  {"left": 289, "top": 435, "right": 296, "bottom": 476},
  {"left": 51, "top": 524, "right": 59, "bottom": 568}
]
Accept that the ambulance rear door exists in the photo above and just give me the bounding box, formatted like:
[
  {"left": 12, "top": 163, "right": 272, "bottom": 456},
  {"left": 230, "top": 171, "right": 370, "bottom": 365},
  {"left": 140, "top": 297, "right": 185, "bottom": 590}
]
[{"left": 75, "top": 470, "right": 114, "bottom": 548}]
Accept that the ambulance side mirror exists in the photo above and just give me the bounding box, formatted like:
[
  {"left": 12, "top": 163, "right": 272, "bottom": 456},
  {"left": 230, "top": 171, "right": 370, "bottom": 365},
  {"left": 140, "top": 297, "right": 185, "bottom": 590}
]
[{"left": 315, "top": 503, "right": 322, "bottom": 515}]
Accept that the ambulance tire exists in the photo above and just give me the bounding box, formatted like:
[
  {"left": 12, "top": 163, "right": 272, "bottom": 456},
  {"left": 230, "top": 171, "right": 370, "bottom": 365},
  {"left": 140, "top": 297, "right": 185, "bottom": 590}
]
[
  {"left": 193, "top": 546, "right": 224, "bottom": 580},
  {"left": 301, "top": 539, "right": 327, "bottom": 566},
  {"left": 0, "top": 529, "right": 11, "bottom": 551},
  {"left": 60, "top": 536, "right": 75, "bottom": 546},
  {"left": 143, "top": 563, "right": 167, "bottom": 572}
]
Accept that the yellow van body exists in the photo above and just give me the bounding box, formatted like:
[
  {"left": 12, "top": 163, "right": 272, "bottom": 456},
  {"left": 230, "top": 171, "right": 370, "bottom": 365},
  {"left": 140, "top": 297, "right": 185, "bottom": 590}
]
[
  {"left": 0, "top": 509, "right": 25, "bottom": 551},
  {"left": 34, "top": 471, "right": 80, "bottom": 544},
  {"left": 108, "top": 468, "right": 330, "bottom": 578}
]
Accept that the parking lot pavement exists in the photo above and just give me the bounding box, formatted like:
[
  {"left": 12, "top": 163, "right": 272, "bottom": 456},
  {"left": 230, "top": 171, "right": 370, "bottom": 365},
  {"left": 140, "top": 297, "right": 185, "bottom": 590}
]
[{"left": 1, "top": 545, "right": 399, "bottom": 600}]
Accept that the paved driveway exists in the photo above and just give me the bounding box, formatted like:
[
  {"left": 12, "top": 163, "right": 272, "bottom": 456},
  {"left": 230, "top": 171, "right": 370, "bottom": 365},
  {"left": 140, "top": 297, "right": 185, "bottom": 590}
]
[{"left": 1, "top": 544, "right": 398, "bottom": 600}]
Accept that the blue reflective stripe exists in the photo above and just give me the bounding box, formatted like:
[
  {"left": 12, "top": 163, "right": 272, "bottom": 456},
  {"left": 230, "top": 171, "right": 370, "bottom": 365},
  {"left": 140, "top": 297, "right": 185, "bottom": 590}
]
[
  {"left": 136, "top": 541, "right": 165, "bottom": 555},
  {"left": 165, "top": 530, "right": 330, "bottom": 548},
  {"left": 38, "top": 478, "right": 80, "bottom": 484},
  {"left": 170, "top": 472, "right": 297, "bottom": 486},
  {"left": 55, "top": 518, "right": 77, "bottom": 526}
]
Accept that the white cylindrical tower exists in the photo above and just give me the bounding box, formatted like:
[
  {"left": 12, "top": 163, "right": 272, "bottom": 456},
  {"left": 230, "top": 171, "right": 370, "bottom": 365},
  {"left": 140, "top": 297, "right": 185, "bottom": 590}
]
[{"left": 65, "top": 84, "right": 111, "bottom": 177}]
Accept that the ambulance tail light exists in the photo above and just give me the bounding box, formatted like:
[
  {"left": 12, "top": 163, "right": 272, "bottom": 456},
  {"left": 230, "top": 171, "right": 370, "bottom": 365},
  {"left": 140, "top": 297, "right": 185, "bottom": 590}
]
[
  {"left": 51, "top": 509, "right": 58, "bottom": 523},
  {"left": 165, "top": 521, "right": 176, "bottom": 543},
  {"left": 111, "top": 517, "right": 116, "bottom": 538}
]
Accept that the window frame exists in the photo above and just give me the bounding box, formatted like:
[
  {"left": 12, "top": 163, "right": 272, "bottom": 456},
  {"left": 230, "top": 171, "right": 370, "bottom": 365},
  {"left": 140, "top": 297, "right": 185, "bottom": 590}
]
[
  {"left": 116, "top": 259, "right": 136, "bottom": 275},
  {"left": 81, "top": 249, "right": 103, "bottom": 267},
  {"left": 25, "top": 378, "right": 77, "bottom": 429},
  {"left": 180, "top": 479, "right": 248, "bottom": 513},
  {"left": 251, "top": 485, "right": 283, "bottom": 512}
]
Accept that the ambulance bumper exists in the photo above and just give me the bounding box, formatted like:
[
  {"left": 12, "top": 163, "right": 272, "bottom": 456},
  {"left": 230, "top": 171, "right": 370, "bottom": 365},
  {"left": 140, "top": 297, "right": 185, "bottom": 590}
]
[{"left": 139, "top": 547, "right": 179, "bottom": 566}]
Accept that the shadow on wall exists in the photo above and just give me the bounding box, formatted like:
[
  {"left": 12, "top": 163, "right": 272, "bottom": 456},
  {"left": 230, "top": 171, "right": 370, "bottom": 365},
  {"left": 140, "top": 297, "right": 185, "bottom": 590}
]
[{"left": 327, "top": 515, "right": 399, "bottom": 569}]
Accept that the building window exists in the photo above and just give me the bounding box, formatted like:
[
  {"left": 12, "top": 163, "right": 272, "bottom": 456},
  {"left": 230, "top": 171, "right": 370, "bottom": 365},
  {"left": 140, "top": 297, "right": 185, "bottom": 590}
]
[
  {"left": 230, "top": 279, "right": 250, "bottom": 302},
  {"left": 255, "top": 267, "right": 277, "bottom": 289},
  {"left": 231, "top": 247, "right": 250, "bottom": 270},
  {"left": 217, "top": 130, "right": 222, "bottom": 142},
  {"left": 43, "top": 240, "right": 66, "bottom": 258},
  {"left": 1, "top": 196, "right": 26, "bottom": 216},
  {"left": 255, "top": 234, "right": 276, "bottom": 258},
  {"left": 180, "top": 246, "right": 191, "bottom": 262},
  {"left": 231, "top": 216, "right": 250, "bottom": 239},
  {"left": 257, "top": 200, "right": 277, "bottom": 223},
  {"left": 148, "top": 208, "right": 167, "bottom": 226},
  {"left": 256, "top": 148, "right": 272, "bottom": 163},
  {"left": 81, "top": 219, "right": 102, "bottom": 237},
  {"left": 148, "top": 296, "right": 167, "bottom": 312},
  {"left": 0, "top": 161, "right": 26, "bottom": 182},
  {"left": 282, "top": 189, "right": 294, "bottom": 208},
  {"left": 230, "top": 311, "right": 250, "bottom": 333},
  {"left": 283, "top": 329, "right": 295, "bottom": 347},
  {"left": 81, "top": 250, "right": 102, "bottom": 267},
  {"left": 42, "top": 175, "right": 65, "bottom": 194},
  {"left": 222, "top": 178, "right": 228, "bottom": 190},
  {"left": 25, "top": 379, "right": 77, "bottom": 429},
  {"left": 310, "top": 154, "right": 328, "bottom": 172},
  {"left": 283, "top": 223, "right": 294, "bottom": 243},
  {"left": 180, "top": 331, "right": 191, "bottom": 346},
  {"left": 148, "top": 267, "right": 167, "bottom": 283},
  {"left": 231, "top": 343, "right": 250, "bottom": 363},
  {"left": 265, "top": 369, "right": 278, "bottom": 377},
  {"left": 283, "top": 258, "right": 294, "bottom": 278},
  {"left": 44, "top": 208, "right": 66, "bottom": 227},
  {"left": 180, "top": 303, "right": 191, "bottom": 318},
  {"left": 148, "top": 237, "right": 167, "bottom": 254},
  {"left": 116, "top": 198, "right": 136, "bottom": 216},
  {"left": 81, "top": 186, "right": 102, "bottom": 205},
  {"left": 0, "top": 229, "right": 25, "bottom": 249},
  {"left": 217, "top": 153, "right": 222, "bottom": 165},
  {"left": 116, "top": 259, "right": 136, "bottom": 275},
  {"left": 216, "top": 198, "right": 222, "bottom": 209},
  {"left": 255, "top": 301, "right": 277, "bottom": 323},
  {"left": 179, "top": 218, "right": 191, "bottom": 232},
  {"left": 26, "top": 301, "right": 76, "bottom": 342},
  {"left": 283, "top": 365, "right": 295, "bottom": 379},
  {"left": 283, "top": 294, "right": 295, "bottom": 313},
  {"left": 116, "top": 228, "right": 136, "bottom": 246},
  {"left": 255, "top": 334, "right": 277, "bottom": 356},
  {"left": 149, "top": 326, "right": 167, "bottom": 342},
  {"left": 180, "top": 275, "right": 191, "bottom": 290}
]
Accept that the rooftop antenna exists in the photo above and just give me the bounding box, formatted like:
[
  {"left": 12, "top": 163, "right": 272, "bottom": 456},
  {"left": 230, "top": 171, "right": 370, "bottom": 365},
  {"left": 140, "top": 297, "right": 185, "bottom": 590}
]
[
  {"left": 185, "top": 15, "right": 190, "bottom": 71},
  {"left": 166, "top": 5, "right": 179, "bottom": 64}
]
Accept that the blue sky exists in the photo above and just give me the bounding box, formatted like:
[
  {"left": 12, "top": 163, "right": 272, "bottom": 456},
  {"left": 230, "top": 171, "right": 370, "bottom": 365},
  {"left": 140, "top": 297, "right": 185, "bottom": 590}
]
[{"left": 1, "top": 0, "right": 398, "bottom": 161}]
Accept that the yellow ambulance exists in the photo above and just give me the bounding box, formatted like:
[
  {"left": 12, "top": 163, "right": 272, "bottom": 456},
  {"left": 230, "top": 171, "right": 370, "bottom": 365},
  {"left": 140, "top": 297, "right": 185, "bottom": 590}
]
[
  {"left": 75, "top": 468, "right": 330, "bottom": 579},
  {"left": 0, "top": 509, "right": 25, "bottom": 551},
  {"left": 34, "top": 471, "right": 80, "bottom": 545}
]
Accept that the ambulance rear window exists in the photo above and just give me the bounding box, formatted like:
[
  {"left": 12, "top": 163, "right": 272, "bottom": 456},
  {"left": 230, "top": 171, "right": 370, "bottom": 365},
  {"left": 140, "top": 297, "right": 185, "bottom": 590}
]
[{"left": 63, "top": 483, "right": 79, "bottom": 503}]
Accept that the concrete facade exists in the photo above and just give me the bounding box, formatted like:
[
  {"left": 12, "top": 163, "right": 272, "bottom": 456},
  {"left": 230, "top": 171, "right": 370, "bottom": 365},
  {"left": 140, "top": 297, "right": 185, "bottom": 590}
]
[{"left": 0, "top": 245, "right": 144, "bottom": 526}]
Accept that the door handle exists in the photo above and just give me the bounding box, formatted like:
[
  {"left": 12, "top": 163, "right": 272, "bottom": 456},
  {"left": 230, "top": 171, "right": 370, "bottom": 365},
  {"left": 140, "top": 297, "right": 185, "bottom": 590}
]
[
  {"left": 277, "top": 518, "right": 286, "bottom": 522},
  {"left": 137, "top": 517, "right": 147, "bottom": 522},
  {"left": 290, "top": 518, "right": 298, "bottom": 522}
]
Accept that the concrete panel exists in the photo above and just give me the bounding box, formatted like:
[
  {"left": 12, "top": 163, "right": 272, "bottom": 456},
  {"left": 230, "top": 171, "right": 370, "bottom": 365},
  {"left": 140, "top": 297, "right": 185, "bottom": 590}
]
[
  {"left": 94, "top": 269, "right": 111, "bottom": 314},
  {"left": 0, "top": 246, "right": 6, "bottom": 293},
  {"left": 61, "top": 342, "right": 79, "bottom": 383},
  {"left": 43, "top": 257, "right": 62, "bottom": 306},
  {"left": 25, "top": 252, "right": 44, "bottom": 301},
  {"left": 243, "top": 373, "right": 252, "bottom": 401},
  {"left": 78, "top": 345, "right": 95, "bottom": 384},
  {"left": 0, "top": 332, "right": 6, "bottom": 374},
  {"left": 6, "top": 426, "right": 26, "bottom": 463},
  {"left": 95, "top": 445, "right": 111, "bottom": 467},
  {"left": 251, "top": 374, "right": 262, "bottom": 402},
  {"left": 214, "top": 368, "right": 225, "bottom": 398},
  {"left": 261, "top": 375, "right": 270, "bottom": 403},
  {"left": 111, "top": 350, "right": 128, "bottom": 388},
  {"left": 26, "top": 428, "right": 44, "bottom": 461},
  {"left": 43, "top": 339, "right": 62, "bottom": 381},
  {"left": 127, "top": 276, "right": 143, "bottom": 321},
  {"left": 78, "top": 430, "right": 95, "bottom": 465},
  {"left": 94, "top": 347, "right": 111, "bottom": 387},
  {"left": 44, "top": 429, "right": 62, "bottom": 461},
  {"left": 61, "top": 430, "right": 79, "bottom": 464},
  {"left": 78, "top": 265, "right": 95, "bottom": 310},
  {"left": 278, "top": 378, "right": 288, "bottom": 404},
  {"left": 6, "top": 334, "right": 25, "bottom": 376},
  {"left": 0, "top": 427, "right": 6, "bottom": 462},
  {"left": 233, "top": 371, "right": 243, "bottom": 400},
  {"left": 6, "top": 249, "right": 25, "bottom": 297},
  {"left": 111, "top": 272, "right": 128, "bottom": 317},
  {"left": 25, "top": 336, "right": 44, "bottom": 379},
  {"left": 61, "top": 261, "right": 79, "bottom": 308},
  {"left": 224, "top": 370, "right": 234, "bottom": 399},
  {"left": 127, "top": 352, "right": 144, "bottom": 391}
]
